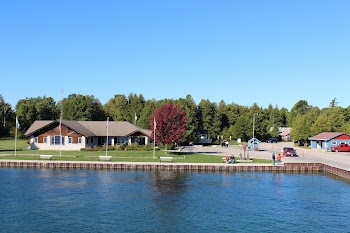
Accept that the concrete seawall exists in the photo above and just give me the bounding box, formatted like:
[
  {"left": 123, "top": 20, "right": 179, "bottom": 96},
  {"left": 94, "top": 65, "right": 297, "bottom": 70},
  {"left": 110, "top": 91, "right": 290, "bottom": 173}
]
[{"left": 1, "top": 160, "right": 349, "bottom": 180}]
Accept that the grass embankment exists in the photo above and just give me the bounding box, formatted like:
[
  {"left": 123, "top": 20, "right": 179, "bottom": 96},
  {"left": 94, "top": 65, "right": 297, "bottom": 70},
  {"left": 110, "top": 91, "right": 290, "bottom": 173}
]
[{"left": 0, "top": 139, "right": 271, "bottom": 163}]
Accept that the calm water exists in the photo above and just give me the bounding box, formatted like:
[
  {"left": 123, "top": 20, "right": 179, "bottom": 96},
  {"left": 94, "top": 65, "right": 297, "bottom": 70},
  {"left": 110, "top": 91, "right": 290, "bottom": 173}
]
[{"left": 0, "top": 168, "right": 349, "bottom": 233}]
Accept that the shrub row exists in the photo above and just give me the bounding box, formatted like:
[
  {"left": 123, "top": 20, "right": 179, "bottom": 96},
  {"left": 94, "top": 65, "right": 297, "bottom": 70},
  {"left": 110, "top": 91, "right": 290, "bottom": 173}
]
[{"left": 80, "top": 143, "right": 158, "bottom": 152}]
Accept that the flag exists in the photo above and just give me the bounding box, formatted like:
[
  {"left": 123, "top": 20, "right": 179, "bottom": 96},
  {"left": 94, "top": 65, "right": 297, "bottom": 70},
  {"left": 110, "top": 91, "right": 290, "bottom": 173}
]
[
  {"left": 154, "top": 117, "right": 156, "bottom": 130},
  {"left": 15, "top": 116, "right": 20, "bottom": 129}
]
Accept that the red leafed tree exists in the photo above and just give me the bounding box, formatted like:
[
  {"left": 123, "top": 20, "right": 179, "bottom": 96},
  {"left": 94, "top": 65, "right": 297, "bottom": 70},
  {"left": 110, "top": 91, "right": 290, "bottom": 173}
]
[{"left": 151, "top": 103, "right": 187, "bottom": 148}]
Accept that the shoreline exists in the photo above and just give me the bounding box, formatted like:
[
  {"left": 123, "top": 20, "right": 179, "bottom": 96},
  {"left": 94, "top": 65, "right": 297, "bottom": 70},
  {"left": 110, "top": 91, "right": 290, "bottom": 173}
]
[{"left": 1, "top": 160, "right": 349, "bottom": 180}]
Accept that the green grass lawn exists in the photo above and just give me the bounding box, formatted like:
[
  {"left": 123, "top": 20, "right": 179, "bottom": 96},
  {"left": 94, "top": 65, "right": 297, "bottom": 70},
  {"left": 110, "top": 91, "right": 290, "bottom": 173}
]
[{"left": 0, "top": 139, "right": 271, "bottom": 163}]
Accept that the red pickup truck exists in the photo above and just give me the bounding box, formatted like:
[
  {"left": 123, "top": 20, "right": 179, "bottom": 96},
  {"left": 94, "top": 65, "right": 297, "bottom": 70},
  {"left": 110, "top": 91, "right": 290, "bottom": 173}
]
[{"left": 331, "top": 144, "right": 350, "bottom": 152}]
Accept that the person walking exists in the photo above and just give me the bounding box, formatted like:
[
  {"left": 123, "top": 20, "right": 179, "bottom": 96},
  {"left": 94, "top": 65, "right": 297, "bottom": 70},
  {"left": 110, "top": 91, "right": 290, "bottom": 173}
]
[{"left": 272, "top": 153, "right": 276, "bottom": 165}]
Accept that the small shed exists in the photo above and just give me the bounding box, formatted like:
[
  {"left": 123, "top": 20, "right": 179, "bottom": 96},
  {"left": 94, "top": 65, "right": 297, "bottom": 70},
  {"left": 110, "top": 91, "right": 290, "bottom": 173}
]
[
  {"left": 308, "top": 132, "right": 350, "bottom": 149},
  {"left": 248, "top": 138, "right": 260, "bottom": 150}
]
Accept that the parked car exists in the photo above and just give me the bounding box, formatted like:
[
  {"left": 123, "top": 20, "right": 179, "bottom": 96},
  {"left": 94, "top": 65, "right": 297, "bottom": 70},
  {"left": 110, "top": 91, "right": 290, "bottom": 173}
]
[
  {"left": 283, "top": 147, "right": 297, "bottom": 157},
  {"left": 331, "top": 144, "right": 350, "bottom": 152},
  {"left": 266, "top": 138, "right": 278, "bottom": 143}
]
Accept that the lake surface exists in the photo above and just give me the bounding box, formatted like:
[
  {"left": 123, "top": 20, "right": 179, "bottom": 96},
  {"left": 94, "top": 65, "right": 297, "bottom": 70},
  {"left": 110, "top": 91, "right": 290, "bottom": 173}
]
[{"left": 0, "top": 168, "right": 349, "bottom": 233}]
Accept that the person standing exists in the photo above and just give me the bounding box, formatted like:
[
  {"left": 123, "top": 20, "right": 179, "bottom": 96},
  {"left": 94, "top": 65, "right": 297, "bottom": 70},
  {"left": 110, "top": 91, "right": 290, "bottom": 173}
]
[
  {"left": 277, "top": 153, "right": 282, "bottom": 165},
  {"left": 272, "top": 153, "right": 276, "bottom": 165}
]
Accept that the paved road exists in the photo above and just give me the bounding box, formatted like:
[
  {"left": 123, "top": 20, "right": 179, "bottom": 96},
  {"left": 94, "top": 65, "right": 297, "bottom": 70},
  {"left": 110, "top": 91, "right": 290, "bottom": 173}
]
[{"left": 180, "top": 142, "right": 350, "bottom": 171}]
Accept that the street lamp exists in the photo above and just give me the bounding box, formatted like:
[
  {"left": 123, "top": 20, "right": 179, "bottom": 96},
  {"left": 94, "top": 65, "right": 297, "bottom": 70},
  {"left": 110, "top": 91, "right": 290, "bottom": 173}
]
[{"left": 253, "top": 113, "right": 258, "bottom": 150}]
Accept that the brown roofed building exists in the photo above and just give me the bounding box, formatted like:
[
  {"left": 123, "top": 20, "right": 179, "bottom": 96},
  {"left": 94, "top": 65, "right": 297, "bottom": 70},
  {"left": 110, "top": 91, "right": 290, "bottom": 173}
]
[
  {"left": 278, "top": 127, "right": 292, "bottom": 141},
  {"left": 24, "top": 120, "right": 152, "bottom": 150}
]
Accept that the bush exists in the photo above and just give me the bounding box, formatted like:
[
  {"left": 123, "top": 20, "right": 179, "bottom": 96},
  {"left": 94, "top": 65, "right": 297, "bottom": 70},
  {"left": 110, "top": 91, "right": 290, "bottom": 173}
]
[
  {"left": 115, "top": 143, "right": 126, "bottom": 151},
  {"left": 80, "top": 144, "right": 159, "bottom": 151},
  {"left": 125, "top": 143, "right": 141, "bottom": 151},
  {"left": 81, "top": 145, "right": 115, "bottom": 151}
]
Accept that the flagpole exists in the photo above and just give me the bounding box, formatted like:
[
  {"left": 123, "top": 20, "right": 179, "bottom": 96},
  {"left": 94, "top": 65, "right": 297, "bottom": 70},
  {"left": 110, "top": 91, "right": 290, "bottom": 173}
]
[
  {"left": 106, "top": 117, "right": 109, "bottom": 156},
  {"left": 153, "top": 117, "right": 156, "bottom": 159},
  {"left": 59, "top": 114, "right": 62, "bottom": 157},
  {"left": 15, "top": 116, "right": 18, "bottom": 156},
  {"left": 60, "top": 89, "right": 63, "bottom": 157}
]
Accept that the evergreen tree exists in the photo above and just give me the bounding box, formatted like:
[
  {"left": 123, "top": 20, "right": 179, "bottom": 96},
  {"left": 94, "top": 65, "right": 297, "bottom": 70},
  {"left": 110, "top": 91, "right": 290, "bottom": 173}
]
[
  {"left": 0, "top": 95, "right": 15, "bottom": 137},
  {"left": 126, "top": 93, "right": 145, "bottom": 125},
  {"left": 329, "top": 98, "right": 339, "bottom": 108},
  {"left": 177, "top": 95, "right": 199, "bottom": 142},
  {"left": 198, "top": 99, "right": 220, "bottom": 140},
  {"left": 138, "top": 99, "right": 157, "bottom": 129}
]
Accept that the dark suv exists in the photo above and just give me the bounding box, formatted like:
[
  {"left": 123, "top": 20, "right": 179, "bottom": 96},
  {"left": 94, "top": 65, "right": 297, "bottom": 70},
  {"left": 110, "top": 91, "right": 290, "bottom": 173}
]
[
  {"left": 283, "top": 147, "right": 297, "bottom": 157},
  {"left": 266, "top": 138, "right": 278, "bottom": 143}
]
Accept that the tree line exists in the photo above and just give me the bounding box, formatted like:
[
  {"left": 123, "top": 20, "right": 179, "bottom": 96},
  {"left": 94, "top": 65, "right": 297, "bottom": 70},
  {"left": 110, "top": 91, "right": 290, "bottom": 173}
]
[{"left": 1, "top": 94, "right": 349, "bottom": 145}]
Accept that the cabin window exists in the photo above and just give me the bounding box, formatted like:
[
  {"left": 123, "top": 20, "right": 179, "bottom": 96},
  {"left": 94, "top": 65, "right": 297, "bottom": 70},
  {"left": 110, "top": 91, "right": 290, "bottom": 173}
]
[
  {"left": 43, "top": 137, "right": 47, "bottom": 143},
  {"left": 78, "top": 137, "right": 82, "bottom": 144},
  {"left": 117, "top": 137, "right": 128, "bottom": 144},
  {"left": 68, "top": 137, "right": 72, "bottom": 144},
  {"left": 51, "top": 136, "right": 65, "bottom": 145}
]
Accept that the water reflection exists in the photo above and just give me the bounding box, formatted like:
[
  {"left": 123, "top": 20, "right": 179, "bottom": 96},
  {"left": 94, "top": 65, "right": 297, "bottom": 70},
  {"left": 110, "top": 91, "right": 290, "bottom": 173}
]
[
  {"left": 151, "top": 170, "right": 189, "bottom": 194},
  {"left": 1, "top": 168, "right": 350, "bottom": 233}
]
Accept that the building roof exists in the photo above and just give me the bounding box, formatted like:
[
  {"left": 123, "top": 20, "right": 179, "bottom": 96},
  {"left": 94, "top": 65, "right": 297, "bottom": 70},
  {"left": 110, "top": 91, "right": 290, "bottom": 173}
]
[
  {"left": 25, "top": 120, "right": 152, "bottom": 137},
  {"left": 248, "top": 138, "right": 260, "bottom": 143},
  {"left": 308, "top": 132, "right": 346, "bottom": 141},
  {"left": 279, "top": 129, "right": 291, "bottom": 137}
]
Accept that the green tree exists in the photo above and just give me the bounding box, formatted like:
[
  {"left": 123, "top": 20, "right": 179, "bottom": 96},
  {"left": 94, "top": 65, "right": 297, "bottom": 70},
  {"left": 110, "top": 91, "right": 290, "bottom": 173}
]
[
  {"left": 16, "top": 96, "right": 59, "bottom": 133},
  {"left": 218, "top": 100, "right": 228, "bottom": 132},
  {"left": 232, "top": 113, "right": 251, "bottom": 142},
  {"left": 305, "top": 107, "right": 321, "bottom": 135},
  {"left": 197, "top": 99, "right": 220, "bottom": 140},
  {"left": 330, "top": 107, "right": 345, "bottom": 132},
  {"left": 329, "top": 98, "right": 339, "bottom": 108},
  {"left": 279, "top": 107, "right": 289, "bottom": 126},
  {"left": 311, "top": 111, "right": 331, "bottom": 135},
  {"left": 222, "top": 102, "right": 249, "bottom": 141},
  {"left": 291, "top": 114, "right": 311, "bottom": 145},
  {"left": 0, "top": 95, "right": 15, "bottom": 137},
  {"left": 125, "top": 93, "right": 146, "bottom": 125},
  {"left": 311, "top": 107, "right": 345, "bottom": 135},
  {"left": 104, "top": 94, "right": 129, "bottom": 121},
  {"left": 177, "top": 95, "right": 199, "bottom": 142},
  {"left": 138, "top": 99, "right": 157, "bottom": 129},
  {"left": 344, "top": 122, "right": 350, "bottom": 134},
  {"left": 62, "top": 94, "right": 105, "bottom": 121},
  {"left": 226, "top": 103, "right": 247, "bottom": 126},
  {"left": 289, "top": 100, "right": 310, "bottom": 125}
]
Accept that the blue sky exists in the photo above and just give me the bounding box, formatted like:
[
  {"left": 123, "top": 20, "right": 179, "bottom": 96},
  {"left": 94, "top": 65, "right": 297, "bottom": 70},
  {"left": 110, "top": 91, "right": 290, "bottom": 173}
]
[{"left": 1, "top": 0, "right": 349, "bottom": 111}]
